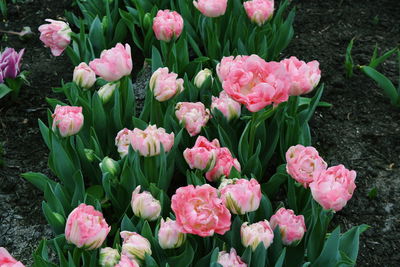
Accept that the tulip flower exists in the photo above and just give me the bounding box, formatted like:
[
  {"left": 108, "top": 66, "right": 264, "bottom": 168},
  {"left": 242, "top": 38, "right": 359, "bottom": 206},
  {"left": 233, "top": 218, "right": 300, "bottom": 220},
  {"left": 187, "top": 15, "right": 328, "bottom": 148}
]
[
  {"left": 73, "top": 62, "right": 96, "bottom": 89},
  {"left": 152, "top": 10, "right": 184, "bottom": 42},
  {"left": 149, "top": 67, "right": 184, "bottom": 102},
  {"left": 270, "top": 208, "right": 306, "bottom": 245},
  {"left": 98, "top": 82, "right": 118, "bottom": 104},
  {"left": 52, "top": 105, "right": 84, "bottom": 137},
  {"left": 158, "top": 218, "right": 187, "bottom": 249},
  {"left": 211, "top": 91, "right": 241, "bottom": 121},
  {"left": 0, "top": 247, "right": 25, "bottom": 267},
  {"left": 99, "top": 248, "right": 120, "bottom": 267},
  {"left": 183, "top": 135, "right": 218, "bottom": 171},
  {"left": 0, "top": 48, "right": 24, "bottom": 83},
  {"left": 130, "top": 125, "right": 175, "bottom": 157},
  {"left": 115, "top": 128, "right": 133, "bottom": 157},
  {"left": 244, "top": 0, "right": 274, "bottom": 26},
  {"left": 175, "top": 102, "right": 210, "bottom": 136},
  {"left": 193, "top": 0, "right": 228, "bottom": 18},
  {"left": 217, "top": 248, "right": 247, "bottom": 267},
  {"left": 38, "top": 19, "right": 71, "bottom": 56},
  {"left": 194, "top": 68, "right": 213, "bottom": 88},
  {"left": 131, "top": 186, "right": 161, "bottom": 221},
  {"left": 121, "top": 231, "right": 152, "bottom": 261},
  {"left": 114, "top": 255, "right": 140, "bottom": 267},
  {"left": 241, "top": 220, "right": 274, "bottom": 251},
  {"left": 205, "top": 147, "right": 241, "bottom": 182}
]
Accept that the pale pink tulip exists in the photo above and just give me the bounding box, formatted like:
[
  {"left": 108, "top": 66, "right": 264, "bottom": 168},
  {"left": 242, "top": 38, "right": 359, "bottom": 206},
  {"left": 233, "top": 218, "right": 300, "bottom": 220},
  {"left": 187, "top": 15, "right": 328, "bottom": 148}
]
[
  {"left": 73, "top": 62, "right": 96, "bottom": 89},
  {"left": 241, "top": 220, "right": 274, "bottom": 251},
  {"left": 89, "top": 43, "right": 132, "bottom": 82},
  {"left": 219, "top": 178, "right": 261, "bottom": 215},
  {"left": 38, "top": 19, "right": 71, "bottom": 56},
  {"left": 131, "top": 186, "right": 161, "bottom": 221},
  {"left": 99, "top": 247, "right": 120, "bottom": 267},
  {"left": 149, "top": 67, "right": 184, "bottom": 101},
  {"left": 171, "top": 184, "right": 231, "bottom": 237},
  {"left": 270, "top": 208, "right": 306, "bottom": 245},
  {"left": 121, "top": 231, "right": 152, "bottom": 261},
  {"left": 280, "top": 56, "right": 321, "bottom": 96},
  {"left": 152, "top": 10, "right": 184, "bottom": 42},
  {"left": 244, "top": 0, "right": 274, "bottom": 26},
  {"left": 115, "top": 128, "right": 133, "bottom": 157},
  {"left": 211, "top": 91, "right": 241, "bottom": 121},
  {"left": 52, "top": 105, "right": 84, "bottom": 137},
  {"left": 183, "top": 136, "right": 218, "bottom": 171},
  {"left": 194, "top": 68, "right": 213, "bottom": 88},
  {"left": 130, "top": 125, "right": 175, "bottom": 156},
  {"left": 193, "top": 0, "right": 228, "bottom": 18},
  {"left": 175, "top": 102, "right": 210, "bottom": 136},
  {"left": 158, "top": 218, "right": 187, "bottom": 249},
  {"left": 114, "top": 255, "right": 140, "bottom": 267},
  {"left": 65, "top": 204, "right": 110, "bottom": 250},
  {"left": 217, "top": 248, "right": 247, "bottom": 267},
  {"left": 286, "top": 145, "right": 327, "bottom": 188},
  {"left": 205, "top": 147, "right": 241, "bottom": 182},
  {"left": 0, "top": 247, "right": 25, "bottom": 267},
  {"left": 309, "top": 165, "right": 356, "bottom": 212}
]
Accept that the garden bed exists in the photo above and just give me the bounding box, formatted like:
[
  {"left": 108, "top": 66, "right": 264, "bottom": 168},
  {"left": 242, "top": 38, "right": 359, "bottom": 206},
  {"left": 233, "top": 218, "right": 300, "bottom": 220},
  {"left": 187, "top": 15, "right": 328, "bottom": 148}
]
[{"left": 0, "top": 0, "right": 399, "bottom": 266}]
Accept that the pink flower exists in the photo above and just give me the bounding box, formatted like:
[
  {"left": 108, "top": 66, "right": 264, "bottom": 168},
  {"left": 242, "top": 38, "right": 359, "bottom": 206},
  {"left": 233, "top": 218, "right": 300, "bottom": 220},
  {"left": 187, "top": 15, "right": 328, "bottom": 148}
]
[
  {"left": 65, "top": 204, "right": 111, "bottom": 250},
  {"left": 183, "top": 136, "right": 219, "bottom": 171},
  {"left": 52, "top": 105, "right": 84, "bottom": 137},
  {"left": 0, "top": 247, "right": 25, "bottom": 267},
  {"left": 286, "top": 145, "right": 328, "bottom": 188},
  {"left": 309, "top": 165, "right": 357, "bottom": 212},
  {"left": 270, "top": 208, "right": 306, "bottom": 245},
  {"left": 73, "top": 62, "right": 96, "bottom": 89},
  {"left": 158, "top": 218, "right": 187, "bottom": 249},
  {"left": 89, "top": 43, "right": 132, "bottom": 82},
  {"left": 219, "top": 178, "right": 261, "bottom": 215},
  {"left": 217, "top": 55, "right": 290, "bottom": 112},
  {"left": 211, "top": 91, "right": 241, "bottom": 121},
  {"left": 0, "top": 48, "right": 24, "bottom": 83},
  {"left": 171, "top": 184, "right": 231, "bottom": 237},
  {"left": 175, "top": 102, "right": 210, "bottom": 136},
  {"left": 243, "top": 0, "right": 274, "bottom": 26},
  {"left": 205, "top": 147, "right": 241, "bottom": 182},
  {"left": 130, "top": 125, "right": 175, "bottom": 157},
  {"left": 149, "top": 67, "right": 184, "bottom": 102},
  {"left": 193, "top": 0, "right": 228, "bottom": 18},
  {"left": 114, "top": 255, "right": 140, "bottom": 267},
  {"left": 115, "top": 128, "right": 133, "bottom": 157},
  {"left": 152, "top": 10, "right": 184, "bottom": 42},
  {"left": 38, "top": 19, "right": 71, "bottom": 56},
  {"left": 121, "top": 231, "right": 152, "bottom": 261},
  {"left": 217, "top": 248, "right": 247, "bottom": 267},
  {"left": 131, "top": 186, "right": 161, "bottom": 221},
  {"left": 280, "top": 56, "right": 321, "bottom": 96},
  {"left": 241, "top": 220, "right": 274, "bottom": 251}
]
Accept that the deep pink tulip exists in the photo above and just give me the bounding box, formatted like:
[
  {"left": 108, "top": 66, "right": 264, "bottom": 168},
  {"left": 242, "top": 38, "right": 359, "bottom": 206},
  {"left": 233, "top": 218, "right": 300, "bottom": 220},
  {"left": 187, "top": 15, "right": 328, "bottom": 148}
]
[
  {"left": 270, "top": 207, "right": 306, "bottom": 245},
  {"left": 152, "top": 10, "right": 184, "bottom": 42},
  {"left": 52, "top": 105, "right": 84, "bottom": 137}
]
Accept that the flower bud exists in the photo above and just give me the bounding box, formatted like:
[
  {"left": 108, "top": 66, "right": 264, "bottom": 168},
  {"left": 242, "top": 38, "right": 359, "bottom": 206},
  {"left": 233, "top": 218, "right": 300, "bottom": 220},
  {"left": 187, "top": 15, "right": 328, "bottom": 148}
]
[
  {"left": 149, "top": 67, "right": 184, "bottom": 102},
  {"left": 270, "top": 208, "right": 306, "bottom": 246},
  {"left": 158, "top": 218, "right": 187, "bottom": 249},
  {"left": 131, "top": 186, "right": 161, "bottom": 221},
  {"left": 52, "top": 105, "right": 84, "bottom": 137},
  {"left": 99, "top": 247, "right": 120, "bottom": 267},
  {"left": 175, "top": 102, "right": 210, "bottom": 137},
  {"left": 183, "top": 136, "right": 217, "bottom": 171},
  {"left": 241, "top": 220, "right": 274, "bottom": 251},
  {"left": 217, "top": 248, "right": 247, "bottom": 267},
  {"left": 84, "top": 148, "right": 95, "bottom": 162},
  {"left": 211, "top": 91, "right": 241, "bottom": 121},
  {"left": 244, "top": 0, "right": 274, "bottom": 26},
  {"left": 98, "top": 82, "right": 118, "bottom": 104},
  {"left": 152, "top": 10, "right": 184, "bottom": 42},
  {"left": 143, "top": 13, "right": 152, "bottom": 30},
  {"left": 99, "top": 157, "right": 120, "bottom": 176},
  {"left": 65, "top": 204, "right": 111, "bottom": 250},
  {"left": 73, "top": 62, "right": 96, "bottom": 89},
  {"left": 121, "top": 231, "right": 152, "bottom": 261},
  {"left": 194, "top": 68, "right": 213, "bottom": 88}
]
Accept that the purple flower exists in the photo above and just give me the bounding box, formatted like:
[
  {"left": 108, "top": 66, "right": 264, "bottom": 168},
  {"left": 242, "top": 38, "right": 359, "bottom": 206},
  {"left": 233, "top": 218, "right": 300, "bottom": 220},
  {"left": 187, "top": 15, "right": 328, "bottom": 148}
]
[{"left": 0, "top": 48, "right": 25, "bottom": 83}]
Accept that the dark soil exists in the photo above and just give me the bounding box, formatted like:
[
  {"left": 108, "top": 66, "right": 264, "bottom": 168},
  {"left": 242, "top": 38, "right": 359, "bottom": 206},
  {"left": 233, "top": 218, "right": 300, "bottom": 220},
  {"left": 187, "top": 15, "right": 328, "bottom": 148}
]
[{"left": 0, "top": 0, "right": 399, "bottom": 266}]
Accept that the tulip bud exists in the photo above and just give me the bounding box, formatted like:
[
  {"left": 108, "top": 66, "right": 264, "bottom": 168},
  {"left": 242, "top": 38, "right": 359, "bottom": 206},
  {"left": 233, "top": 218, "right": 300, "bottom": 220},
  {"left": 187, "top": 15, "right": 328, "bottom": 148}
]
[
  {"left": 73, "top": 62, "right": 96, "bottom": 89},
  {"left": 99, "top": 157, "right": 120, "bottom": 176},
  {"left": 52, "top": 105, "right": 84, "bottom": 137},
  {"left": 131, "top": 186, "right": 161, "bottom": 221},
  {"left": 121, "top": 231, "right": 152, "bottom": 261},
  {"left": 98, "top": 82, "right": 118, "bottom": 104},
  {"left": 211, "top": 91, "right": 241, "bottom": 121},
  {"left": 193, "top": 0, "right": 228, "bottom": 18},
  {"left": 143, "top": 13, "right": 152, "bottom": 30},
  {"left": 99, "top": 248, "right": 120, "bottom": 267},
  {"left": 217, "top": 248, "right": 247, "bottom": 267},
  {"left": 241, "top": 220, "right": 274, "bottom": 251},
  {"left": 194, "top": 68, "right": 213, "bottom": 88},
  {"left": 152, "top": 10, "right": 184, "bottom": 42},
  {"left": 175, "top": 102, "right": 210, "bottom": 137},
  {"left": 243, "top": 0, "right": 274, "bottom": 26},
  {"left": 149, "top": 67, "right": 184, "bottom": 102},
  {"left": 270, "top": 208, "right": 306, "bottom": 246},
  {"left": 84, "top": 148, "right": 95, "bottom": 162},
  {"left": 158, "top": 218, "right": 186, "bottom": 249}
]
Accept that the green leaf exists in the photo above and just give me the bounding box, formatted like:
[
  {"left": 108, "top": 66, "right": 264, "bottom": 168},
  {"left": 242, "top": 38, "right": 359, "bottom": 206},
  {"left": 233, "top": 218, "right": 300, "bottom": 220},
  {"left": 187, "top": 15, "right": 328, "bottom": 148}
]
[
  {"left": 313, "top": 227, "right": 341, "bottom": 266},
  {"left": 151, "top": 46, "right": 163, "bottom": 72},
  {"left": 21, "top": 172, "right": 57, "bottom": 192},
  {"left": 339, "top": 224, "right": 369, "bottom": 264},
  {"left": 89, "top": 16, "right": 107, "bottom": 55},
  {"left": 345, "top": 38, "right": 355, "bottom": 78},
  {"left": 167, "top": 242, "right": 195, "bottom": 267},
  {"left": 274, "top": 248, "right": 286, "bottom": 267},
  {"left": 86, "top": 185, "right": 104, "bottom": 200},
  {"left": 0, "top": 83, "right": 12, "bottom": 99}
]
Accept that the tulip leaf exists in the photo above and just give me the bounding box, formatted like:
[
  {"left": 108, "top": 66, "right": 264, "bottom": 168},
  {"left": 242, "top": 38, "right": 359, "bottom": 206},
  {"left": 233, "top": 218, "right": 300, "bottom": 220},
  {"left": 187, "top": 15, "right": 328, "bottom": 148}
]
[
  {"left": 22, "top": 172, "right": 57, "bottom": 193},
  {"left": 167, "top": 242, "right": 194, "bottom": 267},
  {"left": 338, "top": 224, "right": 369, "bottom": 264},
  {"left": 312, "top": 227, "right": 341, "bottom": 266},
  {"left": 0, "top": 83, "right": 12, "bottom": 99},
  {"left": 274, "top": 248, "right": 286, "bottom": 267}
]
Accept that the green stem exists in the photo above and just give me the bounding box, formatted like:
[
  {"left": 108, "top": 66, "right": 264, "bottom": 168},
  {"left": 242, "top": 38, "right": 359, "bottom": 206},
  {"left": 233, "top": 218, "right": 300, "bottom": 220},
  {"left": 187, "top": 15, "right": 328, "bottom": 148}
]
[
  {"left": 248, "top": 112, "right": 259, "bottom": 158},
  {"left": 72, "top": 247, "right": 81, "bottom": 266}
]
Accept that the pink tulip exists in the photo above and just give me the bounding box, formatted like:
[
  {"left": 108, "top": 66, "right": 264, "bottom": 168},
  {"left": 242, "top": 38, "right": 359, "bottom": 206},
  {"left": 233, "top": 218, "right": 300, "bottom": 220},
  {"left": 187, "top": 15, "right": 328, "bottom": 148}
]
[
  {"left": 205, "top": 147, "right": 241, "bottom": 182},
  {"left": 115, "top": 128, "right": 133, "bottom": 157},
  {"left": 152, "top": 10, "right": 184, "bottom": 42},
  {"left": 131, "top": 186, "right": 161, "bottom": 221},
  {"left": 217, "top": 55, "right": 290, "bottom": 112},
  {"left": 193, "top": 0, "right": 228, "bottom": 18},
  {"left": 219, "top": 178, "right": 261, "bottom": 215},
  {"left": 217, "top": 248, "right": 247, "bottom": 267},
  {"left": 158, "top": 218, "right": 187, "bottom": 249},
  {"left": 121, "top": 231, "right": 152, "bottom": 261},
  {"left": 280, "top": 56, "right": 321, "bottom": 96},
  {"left": 73, "top": 62, "right": 96, "bottom": 89},
  {"left": 286, "top": 145, "right": 328, "bottom": 188},
  {"left": 243, "top": 0, "right": 274, "bottom": 26},
  {"left": 0, "top": 247, "right": 25, "bottom": 267},
  {"left": 149, "top": 67, "right": 184, "bottom": 102},
  {"left": 114, "top": 255, "right": 140, "bottom": 267},
  {"left": 52, "top": 105, "right": 84, "bottom": 137},
  {"left": 130, "top": 125, "right": 175, "bottom": 156},
  {"left": 241, "top": 220, "right": 274, "bottom": 251},
  {"left": 0, "top": 48, "right": 24, "bottom": 83},
  {"left": 171, "top": 184, "right": 231, "bottom": 237},
  {"left": 183, "top": 136, "right": 219, "bottom": 171},
  {"left": 38, "top": 19, "right": 71, "bottom": 56},
  {"left": 175, "top": 102, "right": 210, "bottom": 136},
  {"left": 65, "top": 204, "right": 111, "bottom": 250},
  {"left": 99, "top": 247, "right": 120, "bottom": 267},
  {"left": 270, "top": 208, "right": 306, "bottom": 245},
  {"left": 211, "top": 91, "right": 241, "bottom": 121},
  {"left": 89, "top": 43, "right": 132, "bottom": 82},
  {"left": 309, "top": 165, "right": 356, "bottom": 212}
]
